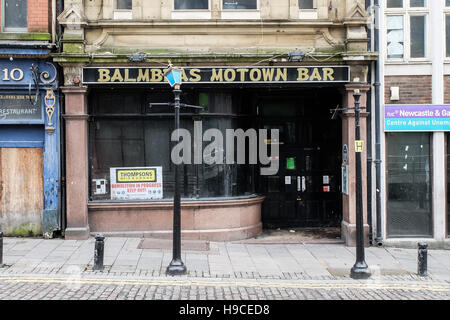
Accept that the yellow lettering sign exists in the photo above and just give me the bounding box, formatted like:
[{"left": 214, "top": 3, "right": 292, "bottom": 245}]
[
  {"left": 262, "top": 68, "right": 275, "bottom": 81},
  {"left": 310, "top": 68, "right": 322, "bottom": 81},
  {"left": 181, "top": 69, "right": 189, "bottom": 82},
  {"left": 210, "top": 69, "right": 223, "bottom": 82},
  {"left": 250, "top": 69, "right": 261, "bottom": 81},
  {"left": 117, "top": 169, "right": 156, "bottom": 183},
  {"left": 110, "top": 69, "right": 124, "bottom": 82},
  {"left": 151, "top": 69, "right": 163, "bottom": 82},
  {"left": 297, "top": 68, "right": 309, "bottom": 81},
  {"left": 98, "top": 69, "right": 111, "bottom": 82},
  {"left": 189, "top": 69, "right": 201, "bottom": 82},
  {"left": 323, "top": 68, "right": 335, "bottom": 81},
  {"left": 124, "top": 69, "right": 136, "bottom": 82},
  {"left": 275, "top": 68, "right": 287, "bottom": 81},
  {"left": 224, "top": 69, "right": 236, "bottom": 82},
  {"left": 137, "top": 69, "right": 150, "bottom": 82},
  {"left": 355, "top": 140, "right": 364, "bottom": 153},
  {"left": 236, "top": 68, "right": 249, "bottom": 82}
]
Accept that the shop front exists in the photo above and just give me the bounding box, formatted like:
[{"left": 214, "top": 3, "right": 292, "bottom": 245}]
[
  {"left": 0, "top": 58, "right": 60, "bottom": 237},
  {"left": 384, "top": 104, "right": 450, "bottom": 244},
  {"left": 62, "top": 63, "right": 370, "bottom": 245}
]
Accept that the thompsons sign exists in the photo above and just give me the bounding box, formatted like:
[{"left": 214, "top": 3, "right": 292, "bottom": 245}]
[{"left": 82, "top": 66, "right": 350, "bottom": 84}]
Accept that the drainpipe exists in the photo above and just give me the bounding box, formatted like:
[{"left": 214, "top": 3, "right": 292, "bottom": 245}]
[
  {"left": 57, "top": 0, "right": 66, "bottom": 232},
  {"left": 374, "top": 0, "right": 383, "bottom": 246},
  {"left": 58, "top": 0, "right": 64, "bottom": 53},
  {"left": 365, "top": 0, "right": 373, "bottom": 244}
]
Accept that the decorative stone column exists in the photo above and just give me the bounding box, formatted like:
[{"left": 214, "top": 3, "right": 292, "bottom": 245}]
[
  {"left": 62, "top": 86, "right": 90, "bottom": 240},
  {"left": 341, "top": 83, "right": 371, "bottom": 247}
]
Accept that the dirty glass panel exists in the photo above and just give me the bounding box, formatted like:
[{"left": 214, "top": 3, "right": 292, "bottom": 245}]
[
  {"left": 387, "top": 0, "right": 403, "bottom": 8},
  {"left": 447, "top": 0, "right": 450, "bottom": 7},
  {"left": 90, "top": 90, "right": 255, "bottom": 201},
  {"left": 410, "top": 15, "right": 426, "bottom": 58},
  {"left": 175, "top": 0, "right": 209, "bottom": 9},
  {"left": 117, "top": 0, "right": 132, "bottom": 9},
  {"left": 387, "top": 16, "right": 404, "bottom": 59},
  {"left": 299, "top": 0, "right": 314, "bottom": 9},
  {"left": 387, "top": 133, "right": 432, "bottom": 237},
  {"left": 4, "top": 0, "right": 27, "bottom": 30},
  {"left": 223, "top": 0, "right": 257, "bottom": 10},
  {"left": 447, "top": 15, "right": 450, "bottom": 57}
]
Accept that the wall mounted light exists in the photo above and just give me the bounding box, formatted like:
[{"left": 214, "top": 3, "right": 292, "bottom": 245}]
[
  {"left": 288, "top": 50, "right": 306, "bottom": 62},
  {"left": 390, "top": 87, "right": 400, "bottom": 101}
]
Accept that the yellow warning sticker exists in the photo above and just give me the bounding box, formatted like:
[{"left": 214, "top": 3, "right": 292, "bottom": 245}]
[
  {"left": 116, "top": 169, "right": 156, "bottom": 183},
  {"left": 355, "top": 140, "right": 364, "bottom": 153}
]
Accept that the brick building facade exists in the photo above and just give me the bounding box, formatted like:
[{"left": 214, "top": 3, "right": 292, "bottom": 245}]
[{"left": 378, "top": 0, "right": 450, "bottom": 247}]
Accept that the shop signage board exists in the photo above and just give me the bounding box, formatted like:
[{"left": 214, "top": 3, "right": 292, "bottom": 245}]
[
  {"left": 385, "top": 105, "right": 450, "bottom": 132},
  {"left": 83, "top": 66, "right": 350, "bottom": 84},
  {"left": 0, "top": 60, "right": 57, "bottom": 87},
  {"left": 0, "top": 95, "right": 42, "bottom": 123},
  {"left": 110, "top": 167, "right": 163, "bottom": 200}
]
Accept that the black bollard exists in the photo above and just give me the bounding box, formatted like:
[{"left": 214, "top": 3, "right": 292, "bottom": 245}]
[
  {"left": 93, "top": 234, "right": 105, "bottom": 271},
  {"left": 418, "top": 242, "right": 428, "bottom": 277},
  {"left": 0, "top": 232, "right": 3, "bottom": 268}
]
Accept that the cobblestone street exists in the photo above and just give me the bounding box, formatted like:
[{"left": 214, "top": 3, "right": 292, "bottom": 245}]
[
  {"left": 1, "top": 237, "right": 450, "bottom": 300},
  {"left": 0, "top": 275, "right": 450, "bottom": 300}
]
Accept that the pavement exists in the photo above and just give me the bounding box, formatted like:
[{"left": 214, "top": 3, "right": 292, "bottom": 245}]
[{"left": 1, "top": 236, "right": 450, "bottom": 300}]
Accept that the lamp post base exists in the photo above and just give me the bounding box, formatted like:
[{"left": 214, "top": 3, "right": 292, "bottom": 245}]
[
  {"left": 350, "top": 261, "right": 371, "bottom": 279},
  {"left": 166, "top": 259, "right": 187, "bottom": 276}
]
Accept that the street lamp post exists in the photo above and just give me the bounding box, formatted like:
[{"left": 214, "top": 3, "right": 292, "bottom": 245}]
[
  {"left": 165, "top": 65, "right": 187, "bottom": 276},
  {"left": 350, "top": 89, "right": 371, "bottom": 280}
]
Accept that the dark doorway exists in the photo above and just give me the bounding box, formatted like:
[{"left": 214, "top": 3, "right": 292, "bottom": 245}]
[{"left": 255, "top": 87, "right": 343, "bottom": 228}]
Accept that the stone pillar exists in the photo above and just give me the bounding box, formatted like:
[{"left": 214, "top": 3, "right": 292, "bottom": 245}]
[
  {"left": 341, "top": 83, "right": 370, "bottom": 247},
  {"left": 62, "top": 86, "right": 90, "bottom": 240}
]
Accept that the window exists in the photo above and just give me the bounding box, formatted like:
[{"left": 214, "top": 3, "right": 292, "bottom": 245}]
[
  {"left": 410, "top": 0, "right": 425, "bottom": 7},
  {"left": 410, "top": 15, "right": 426, "bottom": 58},
  {"left": 299, "top": 0, "right": 314, "bottom": 9},
  {"left": 387, "top": 0, "right": 403, "bottom": 8},
  {"left": 387, "top": 133, "right": 432, "bottom": 237},
  {"left": 3, "top": 0, "right": 27, "bottom": 31},
  {"left": 446, "top": 2, "right": 450, "bottom": 58},
  {"left": 89, "top": 89, "right": 256, "bottom": 201},
  {"left": 447, "top": 15, "right": 450, "bottom": 58},
  {"left": 117, "top": 0, "right": 132, "bottom": 10},
  {"left": 385, "top": 0, "right": 428, "bottom": 60},
  {"left": 387, "top": 16, "right": 404, "bottom": 59},
  {"left": 222, "top": 0, "right": 257, "bottom": 10},
  {"left": 175, "top": 0, "right": 209, "bottom": 10}
]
